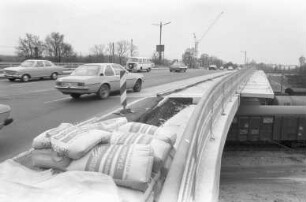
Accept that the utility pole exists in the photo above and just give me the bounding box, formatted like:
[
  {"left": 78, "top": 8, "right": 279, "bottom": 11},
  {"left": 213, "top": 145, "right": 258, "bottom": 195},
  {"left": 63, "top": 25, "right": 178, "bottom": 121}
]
[
  {"left": 152, "top": 21, "right": 171, "bottom": 63},
  {"left": 112, "top": 42, "right": 115, "bottom": 63},
  {"left": 130, "top": 39, "right": 133, "bottom": 57},
  {"left": 241, "top": 50, "right": 247, "bottom": 67}
]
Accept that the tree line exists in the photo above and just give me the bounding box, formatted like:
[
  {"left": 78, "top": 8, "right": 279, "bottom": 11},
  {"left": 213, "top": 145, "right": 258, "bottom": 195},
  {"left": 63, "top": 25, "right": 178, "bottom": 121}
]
[
  {"left": 15, "top": 32, "right": 138, "bottom": 65},
  {"left": 181, "top": 47, "right": 237, "bottom": 69}
]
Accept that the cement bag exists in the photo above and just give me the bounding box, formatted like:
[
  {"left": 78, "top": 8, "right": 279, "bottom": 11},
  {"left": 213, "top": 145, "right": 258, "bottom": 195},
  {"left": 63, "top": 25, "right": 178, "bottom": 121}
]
[
  {"left": 32, "top": 149, "right": 72, "bottom": 171},
  {"left": 51, "top": 128, "right": 111, "bottom": 159},
  {"left": 0, "top": 170, "right": 121, "bottom": 202},
  {"left": 0, "top": 159, "right": 54, "bottom": 184},
  {"left": 32, "top": 123, "right": 73, "bottom": 149},
  {"left": 67, "top": 144, "right": 154, "bottom": 191},
  {"left": 110, "top": 131, "right": 172, "bottom": 172},
  {"left": 118, "top": 122, "right": 177, "bottom": 145},
  {"left": 80, "top": 117, "right": 128, "bottom": 132}
]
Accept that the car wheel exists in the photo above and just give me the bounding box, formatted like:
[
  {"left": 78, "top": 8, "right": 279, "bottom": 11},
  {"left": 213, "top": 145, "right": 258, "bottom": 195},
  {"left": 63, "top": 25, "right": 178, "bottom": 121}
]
[
  {"left": 8, "top": 78, "right": 15, "bottom": 82},
  {"left": 97, "top": 84, "right": 110, "bottom": 99},
  {"left": 70, "top": 94, "right": 81, "bottom": 99},
  {"left": 21, "top": 74, "right": 30, "bottom": 82},
  {"left": 51, "top": 72, "right": 58, "bottom": 80},
  {"left": 133, "top": 79, "right": 142, "bottom": 92},
  {"left": 184, "top": 69, "right": 187, "bottom": 72},
  {"left": 147, "top": 68, "right": 151, "bottom": 72}
]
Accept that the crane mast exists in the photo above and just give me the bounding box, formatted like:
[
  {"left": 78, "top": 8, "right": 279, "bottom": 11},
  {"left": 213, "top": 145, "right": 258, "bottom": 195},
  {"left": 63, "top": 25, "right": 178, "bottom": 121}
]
[{"left": 194, "top": 11, "right": 224, "bottom": 59}]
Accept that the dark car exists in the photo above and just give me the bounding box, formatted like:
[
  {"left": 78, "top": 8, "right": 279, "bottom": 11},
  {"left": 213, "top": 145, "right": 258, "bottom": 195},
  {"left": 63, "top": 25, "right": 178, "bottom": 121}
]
[{"left": 169, "top": 61, "right": 187, "bottom": 72}]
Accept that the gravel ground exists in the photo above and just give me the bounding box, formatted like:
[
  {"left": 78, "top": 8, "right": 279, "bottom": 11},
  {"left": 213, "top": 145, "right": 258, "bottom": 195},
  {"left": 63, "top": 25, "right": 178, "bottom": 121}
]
[{"left": 219, "top": 148, "right": 306, "bottom": 202}]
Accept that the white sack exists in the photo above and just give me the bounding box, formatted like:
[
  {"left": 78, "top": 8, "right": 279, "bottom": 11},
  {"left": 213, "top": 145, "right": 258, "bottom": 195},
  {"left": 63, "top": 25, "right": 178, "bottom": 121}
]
[
  {"left": 51, "top": 128, "right": 111, "bottom": 159},
  {"left": 67, "top": 144, "right": 154, "bottom": 191},
  {"left": 110, "top": 131, "right": 172, "bottom": 163},
  {"left": 0, "top": 170, "right": 121, "bottom": 202},
  {"left": 32, "top": 149, "right": 72, "bottom": 171},
  {"left": 118, "top": 122, "right": 177, "bottom": 145},
  {"left": 32, "top": 123, "right": 73, "bottom": 149}
]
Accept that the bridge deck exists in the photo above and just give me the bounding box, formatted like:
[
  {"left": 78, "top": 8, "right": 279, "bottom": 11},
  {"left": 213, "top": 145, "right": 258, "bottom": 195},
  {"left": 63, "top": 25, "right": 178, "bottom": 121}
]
[{"left": 241, "top": 70, "right": 274, "bottom": 99}]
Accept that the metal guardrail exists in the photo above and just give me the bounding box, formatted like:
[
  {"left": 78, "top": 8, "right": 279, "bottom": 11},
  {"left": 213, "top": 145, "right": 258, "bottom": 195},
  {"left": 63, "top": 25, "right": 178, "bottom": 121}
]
[
  {"left": 159, "top": 68, "right": 255, "bottom": 202},
  {"left": 0, "top": 62, "right": 84, "bottom": 69}
]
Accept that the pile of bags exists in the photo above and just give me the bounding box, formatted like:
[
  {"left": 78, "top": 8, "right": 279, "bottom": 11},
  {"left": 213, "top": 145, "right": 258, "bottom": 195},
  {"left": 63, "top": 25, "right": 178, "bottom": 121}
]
[{"left": 31, "top": 117, "right": 177, "bottom": 192}]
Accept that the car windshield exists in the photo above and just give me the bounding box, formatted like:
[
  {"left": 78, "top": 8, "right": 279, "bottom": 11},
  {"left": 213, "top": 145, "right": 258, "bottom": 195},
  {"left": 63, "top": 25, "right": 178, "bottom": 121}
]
[
  {"left": 20, "top": 61, "right": 35, "bottom": 67},
  {"left": 128, "top": 58, "right": 140, "bottom": 62},
  {"left": 71, "top": 65, "right": 100, "bottom": 76}
]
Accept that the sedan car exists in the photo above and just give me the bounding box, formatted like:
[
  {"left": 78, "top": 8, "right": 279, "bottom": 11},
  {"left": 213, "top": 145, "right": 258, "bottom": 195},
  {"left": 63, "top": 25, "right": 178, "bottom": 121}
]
[
  {"left": 4, "top": 60, "right": 64, "bottom": 82},
  {"left": 55, "top": 63, "right": 144, "bottom": 99},
  {"left": 169, "top": 61, "right": 187, "bottom": 72},
  {"left": 0, "top": 104, "right": 13, "bottom": 130}
]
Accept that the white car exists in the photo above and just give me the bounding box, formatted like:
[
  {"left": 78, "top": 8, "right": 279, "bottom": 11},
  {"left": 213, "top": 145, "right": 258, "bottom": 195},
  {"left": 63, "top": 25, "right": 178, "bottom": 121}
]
[
  {"left": 126, "top": 57, "right": 153, "bottom": 72},
  {"left": 55, "top": 63, "right": 144, "bottom": 99},
  {"left": 4, "top": 60, "right": 64, "bottom": 82}
]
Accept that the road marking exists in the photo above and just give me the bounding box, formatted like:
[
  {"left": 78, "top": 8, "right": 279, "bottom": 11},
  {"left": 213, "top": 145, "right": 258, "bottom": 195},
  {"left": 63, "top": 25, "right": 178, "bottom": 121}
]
[
  {"left": 44, "top": 97, "right": 70, "bottom": 104},
  {"left": 77, "top": 97, "right": 148, "bottom": 124}
]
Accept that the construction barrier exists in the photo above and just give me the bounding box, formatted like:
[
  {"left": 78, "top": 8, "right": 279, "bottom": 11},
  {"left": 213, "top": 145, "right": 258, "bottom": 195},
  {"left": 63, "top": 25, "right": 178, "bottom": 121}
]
[{"left": 120, "top": 70, "right": 127, "bottom": 110}]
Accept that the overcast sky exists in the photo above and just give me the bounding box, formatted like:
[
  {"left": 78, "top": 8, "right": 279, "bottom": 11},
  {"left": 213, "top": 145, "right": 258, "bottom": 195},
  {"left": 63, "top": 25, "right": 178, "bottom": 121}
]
[{"left": 1, "top": 0, "right": 306, "bottom": 65}]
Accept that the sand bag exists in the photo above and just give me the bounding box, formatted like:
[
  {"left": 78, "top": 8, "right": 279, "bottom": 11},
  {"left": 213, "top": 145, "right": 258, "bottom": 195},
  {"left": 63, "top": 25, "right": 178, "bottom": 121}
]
[
  {"left": 0, "top": 170, "right": 121, "bottom": 202},
  {"left": 32, "top": 149, "right": 72, "bottom": 171},
  {"left": 67, "top": 144, "right": 154, "bottom": 191},
  {"left": 51, "top": 128, "right": 111, "bottom": 159},
  {"left": 80, "top": 117, "right": 128, "bottom": 132},
  {"left": 110, "top": 131, "right": 172, "bottom": 172},
  {"left": 118, "top": 122, "right": 177, "bottom": 145},
  {"left": 32, "top": 123, "right": 73, "bottom": 149}
]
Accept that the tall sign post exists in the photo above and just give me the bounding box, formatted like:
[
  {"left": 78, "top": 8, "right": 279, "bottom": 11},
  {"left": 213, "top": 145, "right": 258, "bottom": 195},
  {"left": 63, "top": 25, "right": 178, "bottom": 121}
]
[{"left": 152, "top": 21, "right": 171, "bottom": 64}]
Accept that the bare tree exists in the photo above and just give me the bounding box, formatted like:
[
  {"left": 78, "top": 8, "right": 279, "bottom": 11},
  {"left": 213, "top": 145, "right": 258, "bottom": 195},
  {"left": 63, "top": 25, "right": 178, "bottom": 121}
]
[
  {"left": 16, "top": 33, "right": 45, "bottom": 58},
  {"left": 106, "top": 42, "right": 115, "bottom": 62},
  {"left": 90, "top": 44, "right": 106, "bottom": 56},
  {"left": 116, "top": 40, "right": 129, "bottom": 64},
  {"left": 45, "top": 32, "right": 74, "bottom": 62}
]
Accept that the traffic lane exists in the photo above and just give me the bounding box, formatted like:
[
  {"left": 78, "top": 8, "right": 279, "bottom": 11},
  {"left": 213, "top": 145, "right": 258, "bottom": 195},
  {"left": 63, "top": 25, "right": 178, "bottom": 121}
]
[
  {"left": 0, "top": 94, "right": 139, "bottom": 162},
  {"left": 0, "top": 69, "right": 216, "bottom": 98},
  {"left": 0, "top": 69, "right": 218, "bottom": 161}
]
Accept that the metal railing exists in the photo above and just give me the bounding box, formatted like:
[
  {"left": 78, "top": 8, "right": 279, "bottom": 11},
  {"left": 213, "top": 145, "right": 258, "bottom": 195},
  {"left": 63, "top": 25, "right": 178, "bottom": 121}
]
[
  {"left": 0, "top": 62, "right": 84, "bottom": 69},
  {"left": 159, "top": 68, "right": 255, "bottom": 202}
]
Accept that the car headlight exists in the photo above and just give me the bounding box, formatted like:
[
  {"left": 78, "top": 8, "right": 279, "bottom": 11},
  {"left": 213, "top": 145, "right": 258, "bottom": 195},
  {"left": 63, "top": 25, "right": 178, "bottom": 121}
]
[
  {"left": 56, "top": 81, "right": 62, "bottom": 86},
  {"left": 77, "top": 82, "right": 85, "bottom": 87}
]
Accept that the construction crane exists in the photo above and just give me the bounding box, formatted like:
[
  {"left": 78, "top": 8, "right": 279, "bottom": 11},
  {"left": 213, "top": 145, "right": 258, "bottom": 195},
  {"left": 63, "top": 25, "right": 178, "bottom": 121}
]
[{"left": 193, "top": 11, "right": 224, "bottom": 59}]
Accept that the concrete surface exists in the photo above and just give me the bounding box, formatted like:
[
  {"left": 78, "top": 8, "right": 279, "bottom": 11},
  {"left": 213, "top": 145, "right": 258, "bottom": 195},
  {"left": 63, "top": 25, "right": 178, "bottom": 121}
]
[{"left": 241, "top": 70, "right": 274, "bottom": 99}]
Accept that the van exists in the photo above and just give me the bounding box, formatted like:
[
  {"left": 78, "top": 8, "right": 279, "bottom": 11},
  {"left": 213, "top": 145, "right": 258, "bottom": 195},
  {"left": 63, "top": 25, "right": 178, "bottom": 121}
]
[{"left": 126, "top": 57, "right": 154, "bottom": 72}]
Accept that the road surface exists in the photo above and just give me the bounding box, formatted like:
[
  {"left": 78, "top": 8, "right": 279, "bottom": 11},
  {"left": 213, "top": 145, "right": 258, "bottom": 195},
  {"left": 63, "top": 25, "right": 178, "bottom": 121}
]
[{"left": 0, "top": 68, "right": 216, "bottom": 162}]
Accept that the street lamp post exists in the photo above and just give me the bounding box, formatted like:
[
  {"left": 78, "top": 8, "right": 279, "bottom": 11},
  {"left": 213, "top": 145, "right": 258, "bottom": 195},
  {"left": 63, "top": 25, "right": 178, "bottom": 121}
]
[{"left": 153, "top": 21, "right": 171, "bottom": 63}]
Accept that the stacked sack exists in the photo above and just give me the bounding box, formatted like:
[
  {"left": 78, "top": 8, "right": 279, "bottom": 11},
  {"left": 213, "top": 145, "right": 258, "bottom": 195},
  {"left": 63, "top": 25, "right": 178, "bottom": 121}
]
[
  {"left": 67, "top": 122, "right": 177, "bottom": 191},
  {"left": 31, "top": 117, "right": 128, "bottom": 170},
  {"left": 31, "top": 120, "right": 177, "bottom": 192}
]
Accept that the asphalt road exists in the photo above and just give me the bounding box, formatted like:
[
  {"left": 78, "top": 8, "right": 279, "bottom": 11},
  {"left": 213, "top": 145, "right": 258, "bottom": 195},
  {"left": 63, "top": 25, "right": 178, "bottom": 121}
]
[{"left": 0, "top": 68, "right": 216, "bottom": 162}]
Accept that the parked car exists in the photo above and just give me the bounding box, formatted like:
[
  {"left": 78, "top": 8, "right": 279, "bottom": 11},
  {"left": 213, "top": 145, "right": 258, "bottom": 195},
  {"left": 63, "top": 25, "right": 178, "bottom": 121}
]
[
  {"left": 169, "top": 60, "right": 187, "bottom": 72},
  {"left": 4, "top": 60, "right": 64, "bottom": 82},
  {"left": 126, "top": 57, "right": 153, "bottom": 72},
  {"left": 0, "top": 104, "right": 13, "bottom": 130},
  {"left": 55, "top": 63, "right": 144, "bottom": 99}
]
